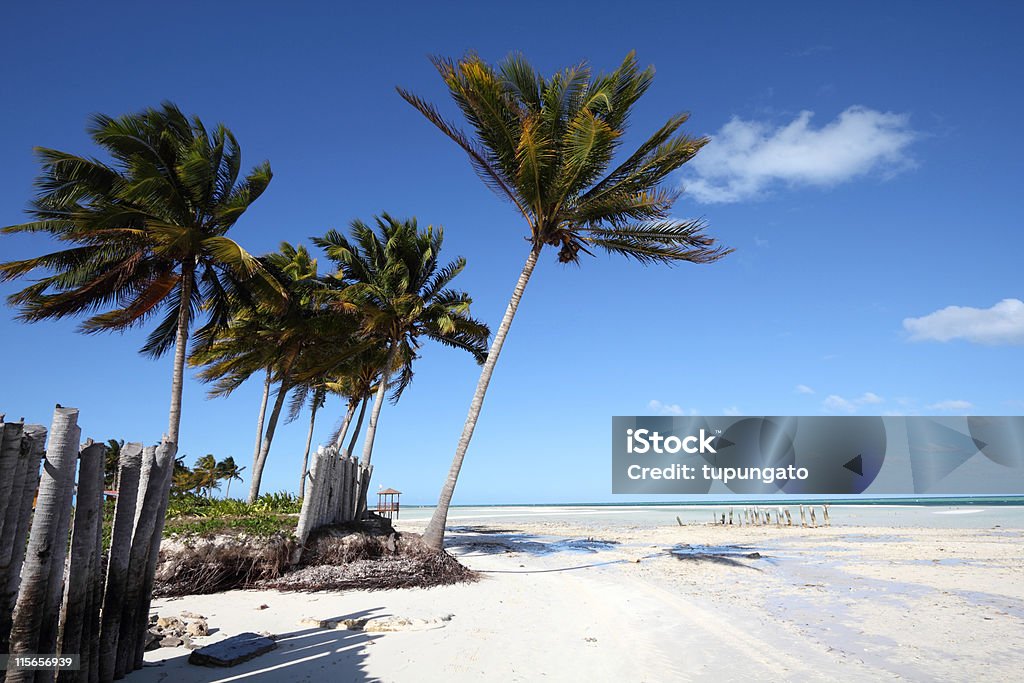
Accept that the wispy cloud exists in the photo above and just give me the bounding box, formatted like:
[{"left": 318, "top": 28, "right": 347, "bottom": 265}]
[
  {"left": 647, "top": 400, "right": 696, "bottom": 416},
  {"left": 903, "top": 299, "right": 1024, "bottom": 345},
  {"left": 684, "top": 106, "right": 916, "bottom": 203},
  {"left": 823, "top": 392, "right": 885, "bottom": 414},
  {"left": 927, "top": 399, "right": 974, "bottom": 412},
  {"left": 723, "top": 406, "right": 742, "bottom": 416},
  {"left": 795, "top": 384, "right": 815, "bottom": 394}
]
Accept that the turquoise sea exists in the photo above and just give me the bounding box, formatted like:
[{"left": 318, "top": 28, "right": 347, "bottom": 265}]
[{"left": 395, "top": 499, "right": 1024, "bottom": 529}]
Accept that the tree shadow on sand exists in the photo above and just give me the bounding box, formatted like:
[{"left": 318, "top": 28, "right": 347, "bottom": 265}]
[{"left": 139, "top": 607, "right": 386, "bottom": 682}]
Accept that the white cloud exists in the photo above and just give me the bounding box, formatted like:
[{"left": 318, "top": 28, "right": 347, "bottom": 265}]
[
  {"left": 823, "top": 392, "right": 885, "bottom": 414},
  {"left": 684, "top": 106, "right": 916, "bottom": 203},
  {"left": 647, "top": 400, "right": 696, "bottom": 416},
  {"left": 903, "top": 299, "right": 1024, "bottom": 345},
  {"left": 723, "top": 406, "right": 742, "bottom": 416},
  {"left": 927, "top": 399, "right": 974, "bottom": 412},
  {"left": 823, "top": 395, "right": 857, "bottom": 413},
  {"left": 795, "top": 384, "right": 815, "bottom": 394}
]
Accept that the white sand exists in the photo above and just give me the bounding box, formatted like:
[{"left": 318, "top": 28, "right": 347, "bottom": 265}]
[{"left": 133, "top": 518, "right": 1024, "bottom": 682}]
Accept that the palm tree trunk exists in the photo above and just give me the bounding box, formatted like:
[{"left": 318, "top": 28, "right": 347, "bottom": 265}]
[
  {"left": 345, "top": 397, "right": 369, "bottom": 459},
  {"left": 247, "top": 380, "right": 292, "bottom": 503},
  {"left": 354, "top": 345, "right": 400, "bottom": 516},
  {"left": 331, "top": 399, "right": 359, "bottom": 453},
  {"left": 359, "top": 343, "right": 401, "bottom": 470},
  {"left": 299, "top": 399, "right": 324, "bottom": 498},
  {"left": 167, "top": 263, "right": 194, "bottom": 446},
  {"left": 7, "top": 406, "right": 79, "bottom": 679},
  {"left": 252, "top": 368, "right": 271, "bottom": 465},
  {"left": 225, "top": 478, "right": 232, "bottom": 499},
  {"left": 422, "top": 244, "right": 541, "bottom": 550}
]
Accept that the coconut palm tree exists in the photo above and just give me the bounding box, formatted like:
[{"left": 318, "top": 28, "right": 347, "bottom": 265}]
[
  {"left": 314, "top": 214, "right": 491, "bottom": 512},
  {"left": 216, "top": 456, "right": 245, "bottom": 499},
  {"left": 191, "top": 241, "right": 357, "bottom": 502},
  {"left": 399, "top": 52, "right": 732, "bottom": 549},
  {"left": 0, "top": 102, "right": 283, "bottom": 446},
  {"left": 192, "top": 455, "right": 221, "bottom": 498}
]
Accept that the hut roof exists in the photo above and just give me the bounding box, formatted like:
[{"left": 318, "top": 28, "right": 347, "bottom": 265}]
[{"left": 378, "top": 488, "right": 402, "bottom": 495}]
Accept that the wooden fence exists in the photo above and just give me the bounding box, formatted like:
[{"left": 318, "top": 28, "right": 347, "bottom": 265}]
[
  {"left": 0, "top": 406, "right": 176, "bottom": 682},
  {"left": 294, "top": 444, "right": 372, "bottom": 547}
]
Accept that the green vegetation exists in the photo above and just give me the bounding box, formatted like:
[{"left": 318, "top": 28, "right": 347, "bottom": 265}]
[{"left": 162, "top": 492, "right": 302, "bottom": 538}]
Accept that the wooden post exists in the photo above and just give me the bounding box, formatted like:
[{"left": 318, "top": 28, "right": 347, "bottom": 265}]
[
  {"left": 729, "top": 508, "right": 733, "bottom": 525},
  {"left": 37, "top": 421, "right": 81, "bottom": 663},
  {"left": 115, "top": 442, "right": 172, "bottom": 678},
  {"left": 57, "top": 441, "right": 105, "bottom": 678},
  {"left": 7, "top": 406, "right": 79, "bottom": 682},
  {"left": 810, "top": 507, "right": 817, "bottom": 528},
  {"left": 98, "top": 443, "right": 142, "bottom": 683},
  {"left": 0, "top": 421, "right": 25, "bottom": 548},
  {"left": 785, "top": 509, "right": 792, "bottom": 526},
  {"left": 823, "top": 504, "right": 831, "bottom": 526},
  {"left": 0, "top": 422, "right": 27, "bottom": 626},
  {"left": 800, "top": 505, "right": 806, "bottom": 527},
  {"left": 131, "top": 439, "right": 177, "bottom": 671},
  {"left": 0, "top": 426, "right": 45, "bottom": 655}
]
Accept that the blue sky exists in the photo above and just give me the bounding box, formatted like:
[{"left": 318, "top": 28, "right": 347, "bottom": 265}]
[{"left": 1, "top": 1, "right": 1021, "bottom": 504}]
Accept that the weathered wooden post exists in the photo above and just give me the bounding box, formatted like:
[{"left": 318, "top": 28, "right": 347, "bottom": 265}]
[
  {"left": 785, "top": 509, "right": 792, "bottom": 526},
  {"left": 7, "top": 406, "right": 79, "bottom": 683},
  {"left": 131, "top": 439, "right": 177, "bottom": 671},
  {"left": 810, "top": 507, "right": 817, "bottom": 528},
  {"left": 800, "top": 505, "right": 807, "bottom": 527},
  {"left": 98, "top": 443, "right": 142, "bottom": 682},
  {"left": 0, "top": 426, "right": 45, "bottom": 655},
  {"left": 0, "top": 421, "right": 25, "bottom": 545},
  {"left": 823, "top": 504, "right": 831, "bottom": 526},
  {"left": 729, "top": 508, "right": 734, "bottom": 525},
  {"left": 57, "top": 441, "right": 105, "bottom": 679},
  {"left": 115, "top": 442, "right": 173, "bottom": 678}
]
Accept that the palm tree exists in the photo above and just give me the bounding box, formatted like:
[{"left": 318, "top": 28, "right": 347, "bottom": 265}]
[
  {"left": 191, "top": 241, "right": 355, "bottom": 502},
  {"left": 192, "top": 455, "right": 221, "bottom": 497},
  {"left": 0, "top": 103, "right": 283, "bottom": 447},
  {"left": 104, "top": 438, "right": 125, "bottom": 490},
  {"left": 314, "top": 214, "right": 490, "bottom": 511},
  {"left": 215, "top": 456, "right": 245, "bottom": 499},
  {"left": 399, "top": 52, "right": 732, "bottom": 549}
]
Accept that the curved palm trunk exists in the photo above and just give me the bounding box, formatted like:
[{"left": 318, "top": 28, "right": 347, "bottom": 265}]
[
  {"left": 167, "top": 263, "right": 194, "bottom": 446},
  {"left": 331, "top": 399, "right": 359, "bottom": 453},
  {"left": 299, "top": 398, "right": 325, "bottom": 498},
  {"left": 252, "top": 368, "right": 272, "bottom": 465},
  {"left": 247, "top": 380, "right": 292, "bottom": 503},
  {"left": 359, "top": 344, "right": 401, "bottom": 470},
  {"left": 422, "top": 245, "right": 541, "bottom": 549},
  {"left": 346, "top": 397, "right": 369, "bottom": 459}
]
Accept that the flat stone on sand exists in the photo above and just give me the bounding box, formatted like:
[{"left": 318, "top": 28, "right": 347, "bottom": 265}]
[{"left": 188, "top": 632, "right": 277, "bottom": 667}]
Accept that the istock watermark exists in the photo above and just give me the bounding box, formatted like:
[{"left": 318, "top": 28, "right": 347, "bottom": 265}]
[{"left": 611, "top": 416, "right": 1024, "bottom": 495}]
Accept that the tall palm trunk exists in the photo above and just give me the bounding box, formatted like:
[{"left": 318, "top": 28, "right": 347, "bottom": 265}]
[
  {"left": 331, "top": 399, "right": 359, "bottom": 453},
  {"left": 247, "top": 380, "right": 292, "bottom": 503},
  {"left": 359, "top": 343, "right": 401, "bottom": 470},
  {"left": 299, "top": 398, "right": 325, "bottom": 498},
  {"left": 422, "top": 245, "right": 541, "bottom": 549},
  {"left": 346, "top": 397, "right": 369, "bottom": 459},
  {"left": 252, "top": 368, "right": 271, "bottom": 465},
  {"left": 167, "top": 263, "right": 194, "bottom": 446}
]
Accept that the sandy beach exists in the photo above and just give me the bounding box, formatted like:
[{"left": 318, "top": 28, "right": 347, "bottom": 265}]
[{"left": 129, "top": 506, "right": 1024, "bottom": 682}]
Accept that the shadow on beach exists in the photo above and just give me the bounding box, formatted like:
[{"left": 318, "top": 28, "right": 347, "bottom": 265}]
[{"left": 137, "top": 607, "right": 385, "bottom": 683}]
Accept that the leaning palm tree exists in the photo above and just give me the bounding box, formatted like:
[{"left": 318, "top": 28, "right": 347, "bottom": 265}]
[
  {"left": 314, "top": 214, "right": 491, "bottom": 511},
  {"left": 192, "top": 454, "right": 221, "bottom": 498},
  {"left": 216, "top": 456, "right": 245, "bottom": 499},
  {"left": 0, "top": 102, "right": 282, "bottom": 446},
  {"left": 191, "top": 241, "right": 356, "bottom": 502},
  {"left": 399, "top": 52, "right": 732, "bottom": 548}
]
